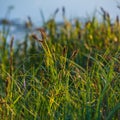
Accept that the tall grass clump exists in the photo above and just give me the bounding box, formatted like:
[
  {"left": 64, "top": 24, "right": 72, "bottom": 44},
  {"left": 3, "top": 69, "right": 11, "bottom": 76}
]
[{"left": 0, "top": 8, "right": 120, "bottom": 120}]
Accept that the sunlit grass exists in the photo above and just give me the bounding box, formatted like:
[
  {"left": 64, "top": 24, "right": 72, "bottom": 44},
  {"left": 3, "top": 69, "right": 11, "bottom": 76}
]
[{"left": 0, "top": 10, "right": 120, "bottom": 120}]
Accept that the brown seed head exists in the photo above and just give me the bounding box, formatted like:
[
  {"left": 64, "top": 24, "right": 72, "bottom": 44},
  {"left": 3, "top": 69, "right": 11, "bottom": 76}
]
[
  {"left": 31, "top": 34, "right": 39, "bottom": 40},
  {"left": 36, "top": 28, "right": 47, "bottom": 40},
  {"left": 71, "top": 49, "right": 79, "bottom": 59},
  {"left": 31, "top": 34, "right": 43, "bottom": 43},
  {"left": 62, "top": 46, "right": 67, "bottom": 56}
]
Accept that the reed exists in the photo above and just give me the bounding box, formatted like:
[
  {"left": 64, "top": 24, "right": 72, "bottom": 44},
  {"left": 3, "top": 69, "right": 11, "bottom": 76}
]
[{"left": 0, "top": 9, "right": 120, "bottom": 120}]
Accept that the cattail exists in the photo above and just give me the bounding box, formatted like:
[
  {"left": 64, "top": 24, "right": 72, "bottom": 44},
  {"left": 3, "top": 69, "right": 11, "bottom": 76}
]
[
  {"left": 10, "top": 36, "right": 14, "bottom": 51},
  {"left": 36, "top": 28, "right": 47, "bottom": 40},
  {"left": 106, "top": 12, "right": 111, "bottom": 25},
  {"left": 62, "top": 46, "right": 67, "bottom": 57},
  {"left": 31, "top": 34, "right": 43, "bottom": 43},
  {"left": 53, "top": 8, "right": 59, "bottom": 18},
  {"left": 31, "top": 34, "right": 38, "bottom": 40},
  {"left": 62, "top": 6, "right": 65, "bottom": 18},
  {"left": 78, "top": 30, "right": 81, "bottom": 39},
  {"left": 100, "top": 7, "right": 106, "bottom": 20},
  {"left": 100, "top": 7, "right": 106, "bottom": 14},
  {"left": 10, "top": 36, "right": 14, "bottom": 78},
  {"left": 70, "top": 49, "right": 79, "bottom": 59},
  {"left": 116, "top": 16, "right": 119, "bottom": 25}
]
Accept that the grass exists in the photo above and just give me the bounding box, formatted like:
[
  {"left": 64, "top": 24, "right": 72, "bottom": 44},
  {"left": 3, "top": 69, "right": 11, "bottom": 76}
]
[{"left": 0, "top": 9, "right": 120, "bottom": 120}]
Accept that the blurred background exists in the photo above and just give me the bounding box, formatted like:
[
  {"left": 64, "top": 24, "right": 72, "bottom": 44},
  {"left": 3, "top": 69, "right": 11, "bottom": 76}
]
[
  {"left": 0, "top": 0, "right": 120, "bottom": 21},
  {"left": 0, "top": 0, "right": 120, "bottom": 40}
]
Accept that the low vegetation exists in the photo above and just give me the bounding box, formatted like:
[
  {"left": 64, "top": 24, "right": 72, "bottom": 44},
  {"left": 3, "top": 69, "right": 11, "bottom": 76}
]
[{"left": 0, "top": 8, "right": 120, "bottom": 120}]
